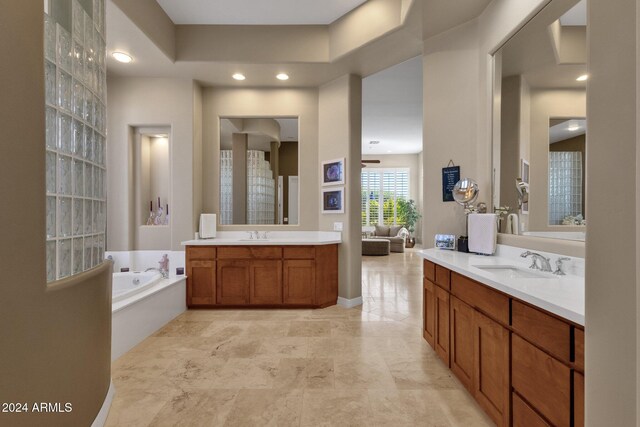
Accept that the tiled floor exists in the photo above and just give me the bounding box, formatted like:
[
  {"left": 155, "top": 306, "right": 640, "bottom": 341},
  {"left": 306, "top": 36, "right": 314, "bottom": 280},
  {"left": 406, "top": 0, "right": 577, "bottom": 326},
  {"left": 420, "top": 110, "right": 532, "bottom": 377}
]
[{"left": 105, "top": 248, "right": 492, "bottom": 426}]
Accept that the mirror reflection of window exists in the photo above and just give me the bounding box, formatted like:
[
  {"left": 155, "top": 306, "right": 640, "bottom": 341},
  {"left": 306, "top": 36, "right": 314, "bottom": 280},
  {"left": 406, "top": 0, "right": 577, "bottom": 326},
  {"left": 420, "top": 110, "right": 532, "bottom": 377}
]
[
  {"left": 548, "top": 118, "right": 586, "bottom": 225},
  {"left": 219, "top": 117, "right": 299, "bottom": 225}
]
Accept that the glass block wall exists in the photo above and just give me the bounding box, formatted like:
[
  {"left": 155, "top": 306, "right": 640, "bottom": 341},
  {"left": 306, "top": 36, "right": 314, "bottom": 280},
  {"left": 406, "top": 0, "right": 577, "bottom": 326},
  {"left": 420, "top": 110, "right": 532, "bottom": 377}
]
[
  {"left": 549, "top": 151, "right": 583, "bottom": 225},
  {"left": 45, "top": 0, "right": 107, "bottom": 282}
]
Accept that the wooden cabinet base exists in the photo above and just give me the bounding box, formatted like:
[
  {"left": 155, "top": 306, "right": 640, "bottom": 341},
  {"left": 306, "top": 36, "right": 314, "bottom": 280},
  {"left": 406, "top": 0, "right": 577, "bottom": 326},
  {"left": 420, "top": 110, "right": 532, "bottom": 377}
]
[
  {"left": 186, "top": 244, "right": 338, "bottom": 309},
  {"left": 424, "top": 259, "right": 585, "bottom": 427}
]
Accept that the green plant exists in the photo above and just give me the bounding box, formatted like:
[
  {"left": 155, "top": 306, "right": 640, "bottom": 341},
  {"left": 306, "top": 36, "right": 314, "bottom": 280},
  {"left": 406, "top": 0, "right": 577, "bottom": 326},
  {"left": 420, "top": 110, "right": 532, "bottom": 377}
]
[{"left": 396, "top": 199, "right": 422, "bottom": 235}]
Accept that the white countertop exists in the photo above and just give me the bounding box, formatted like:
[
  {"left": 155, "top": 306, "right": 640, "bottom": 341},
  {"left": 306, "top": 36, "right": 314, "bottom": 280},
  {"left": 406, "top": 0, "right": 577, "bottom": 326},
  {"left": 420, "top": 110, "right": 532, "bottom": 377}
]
[
  {"left": 182, "top": 231, "right": 342, "bottom": 246},
  {"left": 419, "top": 246, "right": 585, "bottom": 326}
]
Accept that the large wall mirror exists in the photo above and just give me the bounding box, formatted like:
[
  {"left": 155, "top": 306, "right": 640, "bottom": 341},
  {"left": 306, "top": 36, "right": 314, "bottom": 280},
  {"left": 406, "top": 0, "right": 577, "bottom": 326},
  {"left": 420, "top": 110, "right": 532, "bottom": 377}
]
[
  {"left": 493, "top": 0, "right": 587, "bottom": 242},
  {"left": 219, "top": 117, "right": 299, "bottom": 225}
]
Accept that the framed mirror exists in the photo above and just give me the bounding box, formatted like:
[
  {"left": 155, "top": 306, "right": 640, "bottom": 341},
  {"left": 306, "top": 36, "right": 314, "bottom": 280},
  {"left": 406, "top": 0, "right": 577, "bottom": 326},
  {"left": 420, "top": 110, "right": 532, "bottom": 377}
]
[
  {"left": 219, "top": 117, "right": 299, "bottom": 225},
  {"left": 492, "top": 0, "right": 587, "bottom": 242}
]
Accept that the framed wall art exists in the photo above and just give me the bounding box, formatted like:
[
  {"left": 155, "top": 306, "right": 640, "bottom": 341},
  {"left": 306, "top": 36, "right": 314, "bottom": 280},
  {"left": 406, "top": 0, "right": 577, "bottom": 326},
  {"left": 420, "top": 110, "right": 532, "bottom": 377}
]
[
  {"left": 321, "top": 158, "right": 345, "bottom": 186},
  {"left": 322, "top": 187, "right": 344, "bottom": 214}
]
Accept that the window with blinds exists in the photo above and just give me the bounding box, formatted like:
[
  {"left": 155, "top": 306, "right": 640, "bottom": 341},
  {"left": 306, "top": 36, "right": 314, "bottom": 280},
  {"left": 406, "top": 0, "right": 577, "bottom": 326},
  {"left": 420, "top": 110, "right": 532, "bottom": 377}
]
[{"left": 361, "top": 169, "right": 410, "bottom": 226}]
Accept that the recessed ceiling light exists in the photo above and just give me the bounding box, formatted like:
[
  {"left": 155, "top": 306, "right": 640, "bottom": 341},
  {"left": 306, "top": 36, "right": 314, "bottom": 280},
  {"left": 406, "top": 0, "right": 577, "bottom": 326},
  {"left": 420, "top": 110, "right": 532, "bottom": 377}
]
[
  {"left": 576, "top": 74, "right": 588, "bottom": 81},
  {"left": 112, "top": 51, "right": 133, "bottom": 63},
  {"left": 276, "top": 73, "right": 289, "bottom": 81},
  {"left": 232, "top": 73, "right": 246, "bottom": 81}
]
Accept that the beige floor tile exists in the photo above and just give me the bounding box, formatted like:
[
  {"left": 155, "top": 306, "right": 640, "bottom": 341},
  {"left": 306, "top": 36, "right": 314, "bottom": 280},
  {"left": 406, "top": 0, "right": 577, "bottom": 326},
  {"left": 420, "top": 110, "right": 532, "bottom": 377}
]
[
  {"left": 153, "top": 320, "right": 213, "bottom": 337},
  {"left": 287, "top": 320, "right": 332, "bottom": 337},
  {"left": 255, "top": 336, "right": 309, "bottom": 358},
  {"left": 301, "top": 389, "right": 372, "bottom": 427},
  {"left": 105, "top": 387, "right": 175, "bottom": 427},
  {"left": 333, "top": 353, "right": 397, "bottom": 390},
  {"left": 210, "top": 357, "right": 280, "bottom": 389},
  {"left": 148, "top": 389, "right": 239, "bottom": 427},
  {"left": 224, "top": 389, "right": 303, "bottom": 427},
  {"left": 273, "top": 357, "right": 334, "bottom": 389}
]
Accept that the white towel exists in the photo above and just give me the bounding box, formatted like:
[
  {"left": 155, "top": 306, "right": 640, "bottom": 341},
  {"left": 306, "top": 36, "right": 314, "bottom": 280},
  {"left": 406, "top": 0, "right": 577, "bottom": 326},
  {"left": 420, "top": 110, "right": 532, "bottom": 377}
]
[
  {"left": 199, "top": 214, "right": 217, "bottom": 239},
  {"left": 506, "top": 213, "right": 519, "bottom": 235},
  {"left": 468, "top": 213, "right": 497, "bottom": 255}
]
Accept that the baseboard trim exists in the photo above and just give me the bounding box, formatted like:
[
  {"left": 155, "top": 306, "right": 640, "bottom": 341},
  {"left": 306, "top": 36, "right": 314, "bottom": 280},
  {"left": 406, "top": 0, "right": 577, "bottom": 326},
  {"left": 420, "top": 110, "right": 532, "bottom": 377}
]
[
  {"left": 91, "top": 380, "right": 115, "bottom": 427},
  {"left": 337, "top": 296, "right": 363, "bottom": 308}
]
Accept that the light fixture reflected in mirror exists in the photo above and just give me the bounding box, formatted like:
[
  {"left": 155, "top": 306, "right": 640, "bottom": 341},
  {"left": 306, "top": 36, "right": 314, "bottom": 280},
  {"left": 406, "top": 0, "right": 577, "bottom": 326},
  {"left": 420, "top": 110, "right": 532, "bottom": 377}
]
[{"left": 112, "top": 51, "right": 132, "bottom": 63}]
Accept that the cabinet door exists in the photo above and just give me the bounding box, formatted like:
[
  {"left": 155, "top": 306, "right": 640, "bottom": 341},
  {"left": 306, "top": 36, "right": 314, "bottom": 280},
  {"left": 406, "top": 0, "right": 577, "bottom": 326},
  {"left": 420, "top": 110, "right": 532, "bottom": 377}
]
[
  {"left": 423, "top": 279, "right": 436, "bottom": 347},
  {"left": 283, "top": 260, "right": 315, "bottom": 305},
  {"left": 512, "top": 334, "right": 570, "bottom": 427},
  {"left": 512, "top": 393, "right": 550, "bottom": 427},
  {"left": 250, "top": 260, "right": 282, "bottom": 305},
  {"left": 450, "top": 296, "right": 474, "bottom": 391},
  {"left": 216, "top": 260, "right": 250, "bottom": 305},
  {"left": 473, "top": 310, "right": 510, "bottom": 427},
  {"left": 186, "top": 260, "right": 216, "bottom": 306},
  {"left": 574, "top": 371, "right": 584, "bottom": 427},
  {"left": 434, "top": 285, "right": 450, "bottom": 365}
]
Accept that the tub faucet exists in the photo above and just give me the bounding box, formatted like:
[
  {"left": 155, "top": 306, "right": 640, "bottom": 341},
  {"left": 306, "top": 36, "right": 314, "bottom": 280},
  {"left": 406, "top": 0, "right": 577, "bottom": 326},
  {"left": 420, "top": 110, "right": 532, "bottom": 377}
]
[{"left": 520, "top": 251, "right": 553, "bottom": 272}]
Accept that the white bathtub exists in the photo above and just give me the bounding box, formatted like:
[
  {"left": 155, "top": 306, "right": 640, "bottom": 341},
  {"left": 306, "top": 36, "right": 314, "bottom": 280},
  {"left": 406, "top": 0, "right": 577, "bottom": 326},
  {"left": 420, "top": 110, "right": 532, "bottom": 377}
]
[
  {"left": 107, "top": 251, "right": 187, "bottom": 360},
  {"left": 112, "top": 271, "right": 162, "bottom": 303}
]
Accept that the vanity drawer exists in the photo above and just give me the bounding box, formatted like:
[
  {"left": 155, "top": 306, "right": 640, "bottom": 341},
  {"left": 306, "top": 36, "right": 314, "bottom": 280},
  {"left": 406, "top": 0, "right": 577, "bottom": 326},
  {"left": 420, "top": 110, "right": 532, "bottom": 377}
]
[
  {"left": 424, "top": 260, "right": 436, "bottom": 282},
  {"left": 512, "top": 335, "right": 571, "bottom": 427},
  {"left": 451, "top": 272, "right": 509, "bottom": 326},
  {"left": 284, "top": 247, "right": 315, "bottom": 260},
  {"left": 217, "top": 246, "right": 282, "bottom": 259},
  {"left": 434, "top": 265, "right": 451, "bottom": 290},
  {"left": 512, "top": 300, "right": 571, "bottom": 363},
  {"left": 512, "top": 393, "right": 550, "bottom": 427},
  {"left": 187, "top": 246, "right": 216, "bottom": 260},
  {"left": 574, "top": 328, "right": 585, "bottom": 371}
]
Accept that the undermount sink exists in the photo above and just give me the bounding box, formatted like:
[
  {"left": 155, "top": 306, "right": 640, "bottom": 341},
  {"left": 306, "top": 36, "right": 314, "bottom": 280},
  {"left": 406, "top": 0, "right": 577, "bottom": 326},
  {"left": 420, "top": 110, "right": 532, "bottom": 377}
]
[{"left": 472, "top": 265, "right": 552, "bottom": 279}]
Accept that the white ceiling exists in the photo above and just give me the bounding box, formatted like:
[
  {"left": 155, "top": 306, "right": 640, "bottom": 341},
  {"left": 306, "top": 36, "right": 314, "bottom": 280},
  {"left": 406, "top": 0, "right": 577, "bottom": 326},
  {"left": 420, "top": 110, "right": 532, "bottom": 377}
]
[
  {"left": 362, "top": 56, "right": 423, "bottom": 155},
  {"left": 156, "top": 0, "right": 368, "bottom": 25},
  {"left": 560, "top": 0, "right": 586, "bottom": 26},
  {"left": 549, "top": 119, "right": 586, "bottom": 143},
  {"left": 501, "top": 0, "right": 587, "bottom": 89}
]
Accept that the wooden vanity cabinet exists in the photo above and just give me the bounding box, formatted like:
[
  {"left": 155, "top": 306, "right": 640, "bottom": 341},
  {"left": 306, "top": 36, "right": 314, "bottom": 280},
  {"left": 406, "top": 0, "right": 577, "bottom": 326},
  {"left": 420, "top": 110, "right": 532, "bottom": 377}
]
[
  {"left": 186, "top": 244, "right": 337, "bottom": 308},
  {"left": 450, "top": 296, "right": 474, "bottom": 391},
  {"left": 186, "top": 247, "right": 216, "bottom": 305},
  {"left": 423, "top": 259, "right": 585, "bottom": 427},
  {"left": 423, "top": 278, "right": 436, "bottom": 346},
  {"left": 283, "top": 259, "right": 315, "bottom": 305},
  {"left": 474, "top": 310, "right": 510, "bottom": 427},
  {"left": 434, "top": 285, "right": 450, "bottom": 365}
]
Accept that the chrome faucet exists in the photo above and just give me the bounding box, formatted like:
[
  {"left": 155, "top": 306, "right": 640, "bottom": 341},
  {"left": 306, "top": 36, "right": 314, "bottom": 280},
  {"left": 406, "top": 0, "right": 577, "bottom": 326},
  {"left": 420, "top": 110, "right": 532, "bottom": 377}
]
[
  {"left": 520, "top": 251, "right": 553, "bottom": 272},
  {"left": 554, "top": 257, "right": 571, "bottom": 276}
]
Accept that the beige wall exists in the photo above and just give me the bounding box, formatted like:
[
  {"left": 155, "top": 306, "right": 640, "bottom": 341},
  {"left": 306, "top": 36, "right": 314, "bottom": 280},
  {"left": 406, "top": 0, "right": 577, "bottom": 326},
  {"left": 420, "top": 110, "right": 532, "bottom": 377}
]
[
  {"left": 0, "top": 4, "right": 111, "bottom": 426},
  {"left": 107, "top": 77, "right": 197, "bottom": 250},
  {"left": 587, "top": 0, "right": 638, "bottom": 424},
  {"left": 422, "top": 20, "right": 482, "bottom": 243},
  {"left": 362, "top": 152, "right": 423, "bottom": 240},
  {"left": 202, "top": 87, "right": 320, "bottom": 231},
  {"left": 319, "top": 75, "right": 363, "bottom": 300}
]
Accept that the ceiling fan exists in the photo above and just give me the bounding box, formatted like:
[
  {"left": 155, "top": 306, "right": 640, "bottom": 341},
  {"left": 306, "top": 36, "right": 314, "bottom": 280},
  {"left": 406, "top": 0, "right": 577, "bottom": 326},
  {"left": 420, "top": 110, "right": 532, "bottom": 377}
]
[{"left": 361, "top": 159, "right": 381, "bottom": 168}]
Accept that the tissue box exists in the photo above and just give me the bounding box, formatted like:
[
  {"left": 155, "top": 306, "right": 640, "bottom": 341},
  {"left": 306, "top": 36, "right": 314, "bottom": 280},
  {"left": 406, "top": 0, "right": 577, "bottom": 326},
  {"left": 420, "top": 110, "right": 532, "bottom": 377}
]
[{"left": 199, "top": 214, "right": 217, "bottom": 239}]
